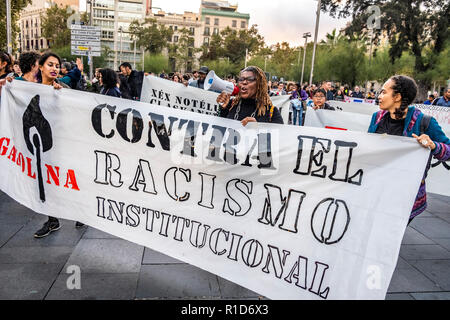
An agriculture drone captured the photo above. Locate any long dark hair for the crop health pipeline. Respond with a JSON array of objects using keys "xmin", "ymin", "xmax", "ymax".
[
  {"xmin": 99, "ymin": 68, "xmax": 119, "ymax": 90},
  {"xmin": 37, "ymin": 52, "xmax": 61, "ymax": 83},
  {"xmin": 0, "ymin": 51, "xmax": 13, "ymax": 74},
  {"xmin": 390, "ymin": 75, "xmax": 418, "ymax": 120},
  {"xmin": 230, "ymin": 66, "xmax": 272, "ymax": 117}
]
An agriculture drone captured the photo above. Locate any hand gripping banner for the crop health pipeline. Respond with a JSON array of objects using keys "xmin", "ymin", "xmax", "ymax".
[{"xmin": 0, "ymin": 81, "xmax": 430, "ymax": 299}]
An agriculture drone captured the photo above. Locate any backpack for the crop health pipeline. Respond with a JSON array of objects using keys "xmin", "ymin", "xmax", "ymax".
[{"xmin": 419, "ymin": 114, "xmax": 432, "ymax": 135}]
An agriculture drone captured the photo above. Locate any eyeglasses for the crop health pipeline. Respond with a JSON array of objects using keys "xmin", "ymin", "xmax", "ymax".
[
  {"xmin": 313, "ymin": 95, "xmax": 325, "ymax": 99},
  {"xmin": 238, "ymin": 76, "xmax": 256, "ymax": 83}
]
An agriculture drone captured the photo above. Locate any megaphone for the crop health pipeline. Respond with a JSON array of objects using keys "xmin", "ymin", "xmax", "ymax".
[{"xmin": 204, "ymin": 70, "xmax": 239, "ymax": 95}]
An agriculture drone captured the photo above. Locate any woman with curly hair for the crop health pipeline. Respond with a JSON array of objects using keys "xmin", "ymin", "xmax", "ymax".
[
  {"xmin": 368, "ymin": 75, "xmax": 450, "ymax": 224},
  {"xmin": 0, "ymin": 51, "xmax": 13, "ymax": 80},
  {"xmin": 99, "ymin": 68, "xmax": 121, "ymax": 97},
  {"xmin": 216, "ymin": 66, "xmax": 284, "ymax": 126}
]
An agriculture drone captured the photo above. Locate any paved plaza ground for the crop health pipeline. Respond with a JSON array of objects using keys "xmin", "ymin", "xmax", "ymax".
[{"xmin": 0, "ymin": 190, "xmax": 449, "ymax": 300}]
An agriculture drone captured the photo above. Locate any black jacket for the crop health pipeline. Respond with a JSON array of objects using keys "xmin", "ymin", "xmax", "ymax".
[
  {"xmin": 219, "ymin": 98, "xmax": 284, "ymax": 124},
  {"xmin": 126, "ymin": 70, "xmax": 144, "ymax": 100}
]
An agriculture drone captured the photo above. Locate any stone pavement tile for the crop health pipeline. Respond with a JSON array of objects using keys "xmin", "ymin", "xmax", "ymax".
[
  {"xmin": 0, "ymin": 263, "xmax": 62, "ymax": 300},
  {"xmin": 431, "ymin": 238, "xmax": 450, "ymax": 251},
  {"xmin": 410, "ymin": 217, "xmax": 450, "ymax": 239},
  {"xmin": 135, "ymin": 265, "xmax": 221, "ymax": 299},
  {"xmin": 45, "ymin": 273, "xmax": 139, "ymax": 300},
  {"xmin": 0, "ymin": 223, "xmax": 23, "ymax": 247},
  {"xmin": 433, "ymin": 213, "xmax": 450, "ymax": 224},
  {"xmin": 425, "ymin": 198, "xmax": 450, "ymax": 215},
  {"xmin": 417, "ymin": 211, "xmax": 434, "ymax": 218},
  {"xmin": 410, "ymin": 292, "xmax": 450, "ymax": 300},
  {"xmin": 395, "ymin": 257, "xmax": 412, "ymax": 269},
  {"xmin": 3, "ymin": 215, "xmax": 87, "ymax": 248},
  {"xmin": 401, "ymin": 227, "xmax": 435, "ymax": 245},
  {"xmin": 64, "ymin": 239, "xmax": 144, "ymax": 274},
  {"xmin": 142, "ymin": 248, "xmax": 185, "ymax": 265},
  {"xmin": 82, "ymin": 227, "xmax": 119, "ymax": 240},
  {"xmin": 0, "ymin": 202, "xmax": 35, "ymax": 225},
  {"xmin": 428, "ymin": 193, "xmax": 450, "ymax": 204},
  {"xmin": 217, "ymin": 277, "xmax": 260, "ymax": 299},
  {"xmin": 385, "ymin": 293, "xmax": 415, "ymax": 300},
  {"xmin": 399, "ymin": 244, "xmax": 450, "ymax": 260},
  {"xmin": 0, "ymin": 246, "xmax": 73, "ymax": 264},
  {"xmin": 409, "ymin": 260, "xmax": 450, "ymax": 290},
  {"xmin": 387, "ymin": 266, "xmax": 441, "ymax": 293}
]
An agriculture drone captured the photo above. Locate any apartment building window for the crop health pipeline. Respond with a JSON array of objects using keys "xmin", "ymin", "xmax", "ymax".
[
  {"xmin": 174, "ymin": 26, "xmax": 178, "ymax": 31},
  {"xmin": 232, "ymin": 20, "xmax": 237, "ymax": 28},
  {"xmin": 241, "ymin": 21, "xmax": 246, "ymax": 28},
  {"xmin": 174, "ymin": 36, "xmax": 179, "ymax": 42},
  {"xmin": 189, "ymin": 27, "xmax": 195, "ymax": 35},
  {"xmin": 188, "ymin": 37, "xmax": 194, "ymax": 47},
  {"xmin": 204, "ymin": 37, "xmax": 209, "ymax": 45},
  {"xmin": 204, "ymin": 27, "xmax": 210, "ymax": 36},
  {"xmin": 40, "ymin": 39, "xmax": 44, "ymax": 48},
  {"xmin": 205, "ymin": 17, "xmax": 210, "ymax": 25},
  {"xmin": 214, "ymin": 18, "xmax": 219, "ymax": 26},
  {"xmin": 213, "ymin": 28, "xmax": 219, "ymax": 35}
]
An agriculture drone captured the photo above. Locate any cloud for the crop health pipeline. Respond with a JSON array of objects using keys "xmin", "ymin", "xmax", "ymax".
[{"xmin": 133, "ymin": 0, "xmax": 350, "ymax": 47}]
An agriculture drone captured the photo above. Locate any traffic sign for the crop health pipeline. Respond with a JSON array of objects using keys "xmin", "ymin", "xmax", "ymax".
[
  {"xmin": 71, "ymin": 45, "xmax": 101, "ymax": 51},
  {"xmin": 71, "ymin": 35, "xmax": 101, "ymax": 41},
  {"xmin": 71, "ymin": 50, "xmax": 101, "ymax": 57}
]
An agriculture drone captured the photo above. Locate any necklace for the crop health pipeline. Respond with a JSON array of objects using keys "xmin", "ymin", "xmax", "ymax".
[{"xmin": 234, "ymin": 100, "xmax": 257, "ymax": 120}]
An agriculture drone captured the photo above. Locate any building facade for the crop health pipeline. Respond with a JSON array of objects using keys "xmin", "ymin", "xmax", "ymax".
[
  {"xmin": 200, "ymin": 1, "xmax": 250, "ymax": 46},
  {"xmin": 18, "ymin": 0, "xmax": 79, "ymax": 53}
]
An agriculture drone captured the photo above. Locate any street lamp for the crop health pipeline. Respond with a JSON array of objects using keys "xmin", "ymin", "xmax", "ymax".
[
  {"xmin": 86, "ymin": 0, "xmax": 94, "ymax": 80},
  {"xmin": 119, "ymin": 27, "xmax": 123, "ymax": 65},
  {"xmin": 309, "ymin": 0, "xmax": 322, "ymax": 86},
  {"xmin": 301, "ymin": 32, "xmax": 311, "ymax": 86},
  {"xmin": 6, "ymin": 0, "xmax": 12, "ymax": 54}
]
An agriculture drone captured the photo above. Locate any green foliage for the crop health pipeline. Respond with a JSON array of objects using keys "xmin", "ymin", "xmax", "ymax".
[
  {"xmin": 0, "ymin": 0, "xmax": 32, "ymax": 52},
  {"xmin": 41, "ymin": 5, "xmax": 89, "ymax": 49},
  {"xmin": 169, "ymin": 28, "xmax": 201, "ymax": 72},
  {"xmin": 201, "ymin": 59, "xmax": 240, "ymax": 78},
  {"xmin": 143, "ymin": 53, "xmax": 169, "ymax": 74},
  {"xmin": 321, "ymin": 0, "xmax": 450, "ymax": 94},
  {"xmin": 129, "ymin": 18, "xmax": 173, "ymax": 54}
]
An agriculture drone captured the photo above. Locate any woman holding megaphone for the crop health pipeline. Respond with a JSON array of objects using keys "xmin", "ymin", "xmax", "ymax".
[{"xmin": 216, "ymin": 66, "xmax": 284, "ymax": 126}]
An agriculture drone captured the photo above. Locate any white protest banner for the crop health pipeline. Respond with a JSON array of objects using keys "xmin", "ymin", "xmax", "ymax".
[
  {"xmin": 0, "ymin": 81, "xmax": 430, "ymax": 299},
  {"xmin": 328, "ymin": 100, "xmax": 379, "ymax": 115},
  {"xmin": 304, "ymin": 107, "xmax": 450, "ymax": 197},
  {"xmin": 270, "ymin": 95, "xmax": 291, "ymax": 124},
  {"xmin": 141, "ymin": 75, "xmax": 221, "ymax": 115},
  {"xmin": 304, "ymin": 108, "xmax": 371, "ymax": 132},
  {"xmin": 141, "ymin": 75, "xmax": 291, "ymax": 121}
]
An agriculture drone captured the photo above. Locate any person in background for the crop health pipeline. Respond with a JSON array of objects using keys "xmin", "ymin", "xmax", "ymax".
[
  {"xmin": 13, "ymin": 61, "xmax": 22, "ymax": 78},
  {"xmin": 0, "ymin": 51, "xmax": 13, "ymax": 80},
  {"xmin": 119, "ymin": 62, "xmax": 144, "ymax": 100},
  {"xmin": 322, "ymin": 81, "xmax": 334, "ymax": 101},
  {"xmin": 368, "ymin": 75, "xmax": 450, "ymax": 224},
  {"xmin": 216, "ymin": 66, "xmax": 283, "ymax": 126},
  {"xmin": 351, "ymin": 86, "xmax": 364, "ymax": 98},
  {"xmin": 89, "ymin": 68, "xmax": 102, "ymax": 93},
  {"xmin": 335, "ymin": 88, "xmax": 345, "ymax": 101},
  {"xmin": 59, "ymin": 58, "xmax": 82, "ymax": 89},
  {"xmin": 99, "ymin": 68, "xmax": 121, "ymax": 97},
  {"xmin": 434, "ymin": 88, "xmax": 450, "ymax": 107},
  {"xmin": 189, "ymin": 66, "xmax": 209, "ymax": 89},
  {"xmin": 310, "ymin": 88, "xmax": 335, "ymax": 110},
  {"xmin": 16, "ymin": 51, "xmax": 40, "ymax": 82},
  {"xmin": 275, "ymin": 82, "xmax": 286, "ymax": 96},
  {"xmin": 423, "ymin": 94, "xmax": 435, "ymax": 105}
]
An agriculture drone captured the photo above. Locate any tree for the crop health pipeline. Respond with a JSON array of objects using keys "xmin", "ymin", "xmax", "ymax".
[
  {"xmin": 170, "ymin": 28, "xmax": 201, "ymax": 72},
  {"xmin": 129, "ymin": 18, "xmax": 173, "ymax": 54},
  {"xmin": 41, "ymin": 5, "xmax": 89, "ymax": 49},
  {"xmin": 0, "ymin": 0, "xmax": 32, "ymax": 51},
  {"xmin": 321, "ymin": 0, "xmax": 450, "ymax": 98},
  {"xmin": 220, "ymin": 25, "xmax": 265, "ymax": 65}
]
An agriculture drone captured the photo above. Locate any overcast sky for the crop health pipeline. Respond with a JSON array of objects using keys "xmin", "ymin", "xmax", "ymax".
[
  {"xmin": 81, "ymin": 0, "xmax": 350, "ymax": 46},
  {"xmin": 151, "ymin": 0, "xmax": 350, "ymax": 46}
]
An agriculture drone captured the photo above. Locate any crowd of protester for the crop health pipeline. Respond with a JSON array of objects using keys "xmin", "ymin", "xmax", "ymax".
[{"xmin": 0, "ymin": 50, "xmax": 448, "ymax": 237}]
